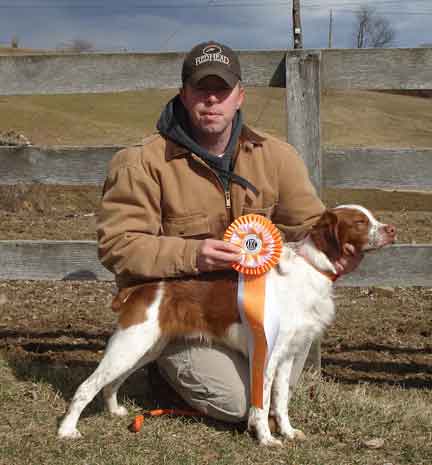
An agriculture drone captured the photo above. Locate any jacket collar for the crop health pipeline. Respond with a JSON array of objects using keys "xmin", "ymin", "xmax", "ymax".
[{"xmin": 164, "ymin": 124, "xmax": 266, "ymax": 161}]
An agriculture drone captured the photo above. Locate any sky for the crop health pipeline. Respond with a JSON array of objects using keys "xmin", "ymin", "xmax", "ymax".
[{"xmin": 0, "ymin": 0, "xmax": 431, "ymax": 52}]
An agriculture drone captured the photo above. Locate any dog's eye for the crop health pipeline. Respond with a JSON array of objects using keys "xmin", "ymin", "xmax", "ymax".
[{"xmin": 355, "ymin": 220, "xmax": 367, "ymax": 226}]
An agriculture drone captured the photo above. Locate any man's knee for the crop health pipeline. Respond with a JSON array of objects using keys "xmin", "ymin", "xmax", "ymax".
[
  {"xmin": 207, "ymin": 381, "xmax": 249, "ymax": 423},
  {"xmin": 157, "ymin": 340, "xmax": 249, "ymax": 423}
]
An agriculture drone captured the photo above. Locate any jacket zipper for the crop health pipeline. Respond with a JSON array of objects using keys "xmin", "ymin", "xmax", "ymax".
[
  {"xmin": 191, "ymin": 154, "xmax": 232, "ymax": 212},
  {"xmin": 224, "ymin": 190, "xmax": 231, "ymax": 209}
]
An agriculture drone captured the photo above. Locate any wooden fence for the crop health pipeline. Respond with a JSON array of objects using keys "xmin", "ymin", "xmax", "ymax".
[
  {"xmin": 0, "ymin": 48, "xmax": 431, "ymax": 287},
  {"xmin": 1, "ymin": 47, "xmax": 431, "ymax": 375}
]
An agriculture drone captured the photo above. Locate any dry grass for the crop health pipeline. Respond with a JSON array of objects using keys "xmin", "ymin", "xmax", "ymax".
[
  {"xmin": 1, "ymin": 355, "xmax": 430, "ymax": 465},
  {"xmin": 0, "ymin": 47, "xmax": 78, "ymax": 55},
  {"xmin": 0, "ymin": 88, "xmax": 431, "ymax": 147},
  {"xmin": 1, "ymin": 282, "xmax": 431, "ymax": 465}
]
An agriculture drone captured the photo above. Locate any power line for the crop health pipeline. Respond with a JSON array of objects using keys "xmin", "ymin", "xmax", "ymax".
[
  {"xmin": 0, "ymin": 1, "xmax": 431, "ymax": 14},
  {"xmin": 303, "ymin": 0, "xmax": 432, "ymax": 5},
  {"xmin": 4, "ymin": 0, "xmax": 430, "ymax": 3},
  {"xmin": 313, "ymin": 10, "xmax": 432, "ymax": 15},
  {"xmin": 0, "ymin": 1, "xmax": 423, "ymax": 7}
]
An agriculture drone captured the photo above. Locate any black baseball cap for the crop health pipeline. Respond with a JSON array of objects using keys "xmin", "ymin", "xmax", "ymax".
[{"xmin": 182, "ymin": 41, "xmax": 242, "ymax": 88}]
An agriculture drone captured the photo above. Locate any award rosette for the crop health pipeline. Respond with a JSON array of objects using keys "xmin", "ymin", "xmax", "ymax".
[{"xmin": 224, "ymin": 214, "xmax": 283, "ymax": 408}]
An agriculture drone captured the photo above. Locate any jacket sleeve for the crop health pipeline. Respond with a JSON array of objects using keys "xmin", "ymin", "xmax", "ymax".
[
  {"xmin": 97, "ymin": 152, "xmax": 201, "ymax": 284},
  {"xmin": 272, "ymin": 143, "xmax": 325, "ymax": 241}
]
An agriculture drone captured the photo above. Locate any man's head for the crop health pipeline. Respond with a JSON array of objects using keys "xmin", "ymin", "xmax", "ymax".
[
  {"xmin": 180, "ymin": 41, "xmax": 245, "ymax": 141},
  {"xmin": 182, "ymin": 41, "xmax": 241, "ymax": 89}
]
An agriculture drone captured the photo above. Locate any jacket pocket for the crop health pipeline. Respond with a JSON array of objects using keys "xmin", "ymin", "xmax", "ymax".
[
  {"xmin": 242, "ymin": 204, "xmax": 276, "ymax": 219},
  {"xmin": 163, "ymin": 213, "xmax": 210, "ymax": 238}
]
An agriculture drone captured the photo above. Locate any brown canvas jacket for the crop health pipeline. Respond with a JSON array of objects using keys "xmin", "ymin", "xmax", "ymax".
[{"xmin": 97, "ymin": 125, "xmax": 325, "ymax": 288}]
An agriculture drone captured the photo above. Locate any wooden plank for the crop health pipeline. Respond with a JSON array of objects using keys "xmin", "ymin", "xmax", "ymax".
[
  {"xmin": 336, "ymin": 244, "xmax": 432, "ymax": 288},
  {"xmin": 0, "ymin": 51, "xmax": 286, "ymax": 95},
  {"xmin": 1, "ymin": 242, "xmax": 429, "ymax": 285},
  {"xmin": 0, "ymin": 146, "xmax": 120, "ymax": 185},
  {"xmin": 323, "ymin": 148, "xmax": 432, "ymax": 190},
  {"xmin": 286, "ymin": 51, "xmax": 322, "ymax": 193},
  {"xmin": 2, "ymin": 146, "xmax": 432, "ymax": 189},
  {"xmin": 0, "ymin": 241, "xmax": 113, "ymax": 281},
  {"xmin": 320, "ymin": 48, "xmax": 432, "ymax": 90},
  {"xmin": 1, "ymin": 48, "xmax": 431, "ymax": 95}
]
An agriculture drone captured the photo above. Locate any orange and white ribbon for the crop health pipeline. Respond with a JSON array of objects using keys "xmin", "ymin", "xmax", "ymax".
[{"xmin": 224, "ymin": 214, "xmax": 283, "ymax": 408}]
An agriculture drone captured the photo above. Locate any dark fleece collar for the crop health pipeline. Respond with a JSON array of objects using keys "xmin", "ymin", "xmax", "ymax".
[{"xmin": 157, "ymin": 95, "xmax": 258, "ymax": 194}]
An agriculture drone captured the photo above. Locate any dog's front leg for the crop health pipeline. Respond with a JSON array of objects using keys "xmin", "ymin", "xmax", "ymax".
[
  {"xmin": 248, "ymin": 354, "xmax": 282, "ymax": 447},
  {"xmin": 271, "ymin": 356, "xmax": 306, "ymax": 442}
]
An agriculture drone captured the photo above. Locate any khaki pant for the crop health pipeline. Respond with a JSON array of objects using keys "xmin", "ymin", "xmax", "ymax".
[{"xmin": 157, "ymin": 339, "xmax": 250, "ymax": 423}]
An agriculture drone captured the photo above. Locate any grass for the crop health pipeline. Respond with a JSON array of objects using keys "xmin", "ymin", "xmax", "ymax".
[
  {"xmin": 0, "ymin": 88, "xmax": 431, "ymax": 147},
  {"xmin": 1, "ymin": 353, "xmax": 431, "ymax": 465}
]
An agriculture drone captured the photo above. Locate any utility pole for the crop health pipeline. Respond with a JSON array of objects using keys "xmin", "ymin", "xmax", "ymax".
[
  {"xmin": 328, "ymin": 9, "xmax": 333, "ymax": 48},
  {"xmin": 292, "ymin": 0, "xmax": 303, "ymax": 49}
]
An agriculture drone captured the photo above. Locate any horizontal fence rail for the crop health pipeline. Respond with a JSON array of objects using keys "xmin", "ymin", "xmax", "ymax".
[
  {"xmin": 2, "ymin": 146, "xmax": 432, "ymax": 191},
  {"xmin": 0, "ymin": 241, "xmax": 113, "ymax": 281},
  {"xmin": 321, "ymin": 48, "xmax": 432, "ymax": 90},
  {"xmin": 0, "ymin": 241, "xmax": 430, "ymax": 286},
  {"xmin": 0, "ymin": 146, "xmax": 120, "ymax": 185},
  {"xmin": 0, "ymin": 48, "xmax": 431, "ymax": 95},
  {"xmin": 0, "ymin": 51, "xmax": 286, "ymax": 95},
  {"xmin": 322, "ymin": 148, "xmax": 432, "ymax": 190}
]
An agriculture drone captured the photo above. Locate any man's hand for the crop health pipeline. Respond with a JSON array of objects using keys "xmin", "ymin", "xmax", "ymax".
[
  {"xmin": 197, "ymin": 239, "xmax": 241, "ymax": 272},
  {"xmin": 334, "ymin": 243, "xmax": 364, "ymax": 276}
]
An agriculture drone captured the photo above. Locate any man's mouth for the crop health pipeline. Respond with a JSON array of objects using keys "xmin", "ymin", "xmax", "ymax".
[{"xmin": 202, "ymin": 112, "xmax": 221, "ymax": 116}]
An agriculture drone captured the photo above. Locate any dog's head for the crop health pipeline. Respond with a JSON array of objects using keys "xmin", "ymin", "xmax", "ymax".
[{"xmin": 309, "ymin": 204, "xmax": 396, "ymax": 262}]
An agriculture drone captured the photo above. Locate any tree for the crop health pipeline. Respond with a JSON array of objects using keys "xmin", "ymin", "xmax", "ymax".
[
  {"xmin": 11, "ymin": 35, "xmax": 19, "ymax": 48},
  {"xmin": 353, "ymin": 4, "xmax": 395, "ymax": 48}
]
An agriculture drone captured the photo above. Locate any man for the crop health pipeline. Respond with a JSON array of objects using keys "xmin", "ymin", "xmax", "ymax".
[{"xmin": 97, "ymin": 41, "xmax": 358, "ymax": 423}]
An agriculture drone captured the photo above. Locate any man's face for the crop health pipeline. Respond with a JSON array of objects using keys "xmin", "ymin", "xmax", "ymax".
[{"xmin": 180, "ymin": 75, "xmax": 245, "ymax": 138}]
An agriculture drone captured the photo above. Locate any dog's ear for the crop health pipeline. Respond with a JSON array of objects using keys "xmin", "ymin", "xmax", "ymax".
[{"xmin": 309, "ymin": 210, "xmax": 342, "ymax": 261}]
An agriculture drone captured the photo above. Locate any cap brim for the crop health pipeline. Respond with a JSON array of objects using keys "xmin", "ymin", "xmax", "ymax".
[{"xmin": 186, "ymin": 64, "xmax": 239, "ymax": 88}]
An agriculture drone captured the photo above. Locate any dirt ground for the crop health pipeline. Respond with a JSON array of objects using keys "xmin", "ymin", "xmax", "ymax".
[
  {"xmin": 0, "ymin": 185, "xmax": 431, "ymax": 391},
  {"xmin": 0, "ymin": 185, "xmax": 431, "ymax": 243},
  {"xmin": 1, "ymin": 282, "xmax": 431, "ymax": 391}
]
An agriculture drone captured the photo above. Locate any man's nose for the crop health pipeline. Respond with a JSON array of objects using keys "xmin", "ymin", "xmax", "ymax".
[{"xmin": 205, "ymin": 92, "xmax": 218, "ymax": 103}]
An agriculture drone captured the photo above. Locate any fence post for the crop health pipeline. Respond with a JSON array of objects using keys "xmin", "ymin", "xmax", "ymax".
[{"xmin": 286, "ymin": 50, "xmax": 322, "ymax": 374}]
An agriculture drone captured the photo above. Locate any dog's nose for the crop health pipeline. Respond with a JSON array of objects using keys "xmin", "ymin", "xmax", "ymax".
[{"xmin": 385, "ymin": 224, "xmax": 397, "ymax": 236}]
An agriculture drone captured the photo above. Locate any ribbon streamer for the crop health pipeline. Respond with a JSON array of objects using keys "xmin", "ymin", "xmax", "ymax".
[{"xmin": 224, "ymin": 214, "xmax": 282, "ymax": 408}]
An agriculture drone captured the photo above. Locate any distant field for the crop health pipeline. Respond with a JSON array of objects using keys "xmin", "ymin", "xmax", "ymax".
[
  {"xmin": 0, "ymin": 88, "xmax": 431, "ymax": 147},
  {"xmin": 0, "ymin": 46, "xmax": 75, "ymax": 55}
]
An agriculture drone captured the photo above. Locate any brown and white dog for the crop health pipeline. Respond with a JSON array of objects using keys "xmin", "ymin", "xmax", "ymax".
[{"xmin": 58, "ymin": 205, "xmax": 396, "ymax": 446}]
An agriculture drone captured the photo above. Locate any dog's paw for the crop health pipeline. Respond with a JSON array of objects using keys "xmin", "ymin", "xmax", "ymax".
[
  {"xmin": 281, "ymin": 427, "xmax": 306, "ymax": 442},
  {"xmin": 109, "ymin": 405, "xmax": 128, "ymax": 417},
  {"xmin": 259, "ymin": 436, "xmax": 283, "ymax": 447},
  {"xmin": 57, "ymin": 427, "xmax": 82, "ymax": 439}
]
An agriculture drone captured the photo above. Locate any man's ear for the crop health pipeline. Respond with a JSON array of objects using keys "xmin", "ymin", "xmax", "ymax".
[
  {"xmin": 237, "ymin": 84, "xmax": 245, "ymax": 108},
  {"xmin": 309, "ymin": 210, "xmax": 342, "ymax": 261}
]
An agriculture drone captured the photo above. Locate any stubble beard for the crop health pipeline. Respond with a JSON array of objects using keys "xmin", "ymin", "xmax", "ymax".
[{"xmin": 194, "ymin": 117, "xmax": 232, "ymax": 142}]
